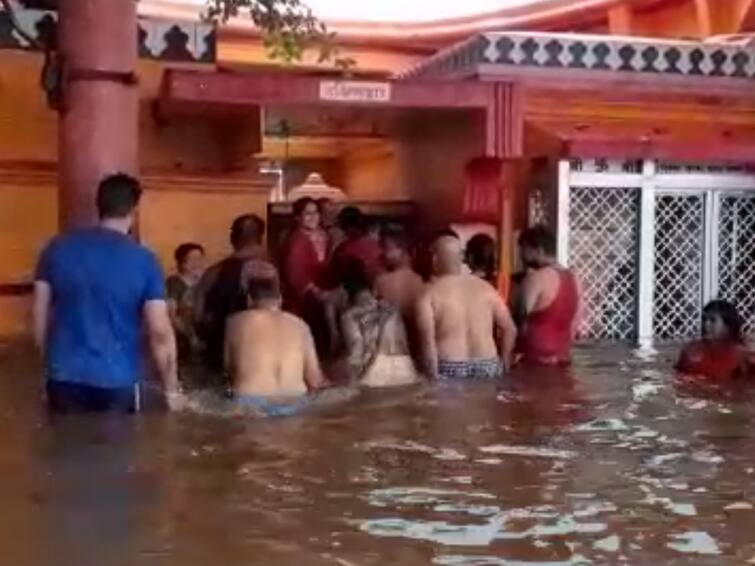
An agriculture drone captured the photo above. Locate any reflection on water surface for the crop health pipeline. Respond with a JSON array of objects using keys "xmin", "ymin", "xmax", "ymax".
[{"xmin": 1, "ymin": 342, "xmax": 755, "ymax": 565}]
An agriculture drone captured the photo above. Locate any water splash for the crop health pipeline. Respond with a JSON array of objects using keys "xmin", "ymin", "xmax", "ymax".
[
  {"xmin": 478, "ymin": 445, "xmax": 576, "ymax": 459},
  {"xmin": 667, "ymin": 531, "xmax": 721, "ymax": 555},
  {"xmin": 592, "ymin": 535, "xmax": 620, "ymax": 552}
]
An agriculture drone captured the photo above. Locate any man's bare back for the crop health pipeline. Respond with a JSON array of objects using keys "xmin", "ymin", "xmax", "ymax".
[
  {"xmin": 375, "ymin": 268, "xmax": 424, "ymax": 317},
  {"xmin": 225, "ymin": 309, "xmax": 324, "ymax": 398},
  {"xmin": 418, "ymin": 273, "xmax": 517, "ymax": 378},
  {"xmin": 522, "ymin": 265, "xmax": 562, "ymax": 313}
]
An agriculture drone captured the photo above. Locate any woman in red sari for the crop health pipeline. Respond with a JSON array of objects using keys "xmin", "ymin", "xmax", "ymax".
[
  {"xmin": 280, "ymin": 197, "xmax": 331, "ymax": 354},
  {"xmin": 676, "ymin": 300, "xmax": 751, "ymax": 382}
]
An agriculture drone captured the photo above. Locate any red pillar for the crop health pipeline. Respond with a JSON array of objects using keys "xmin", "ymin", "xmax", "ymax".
[
  {"xmin": 484, "ymin": 82, "xmax": 524, "ymax": 298},
  {"xmin": 58, "ymin": 0, "xmax": 138, "ymax": 230}
]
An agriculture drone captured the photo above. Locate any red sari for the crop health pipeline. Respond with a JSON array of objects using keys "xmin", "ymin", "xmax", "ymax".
[
  {"xmin": 676, "ymin": 340, "xmax": 749, "ymax": 381},
  {"xmin": 280, "ymin": 228, "xmax": 330, "ymax": 354},
  {"xmin": 281, "ymin": 228, "xmax": 328, "ymax": 314}
]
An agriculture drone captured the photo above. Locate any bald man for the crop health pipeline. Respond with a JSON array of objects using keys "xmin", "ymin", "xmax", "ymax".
[{"xmin": 416, "ymin": 236, "xmax": 517, "ymax": 380}]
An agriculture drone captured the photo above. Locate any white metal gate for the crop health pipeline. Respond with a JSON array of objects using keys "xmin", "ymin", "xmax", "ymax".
[
  {"xmin": 652, "ymin": 193, "xmax": 705, "ymax": 341},
  {"xmin": 717, "ymin": 194, "xmax": 755, "ymax": 334},
  {"xmin": 569, "ymin": 186, "xmax": 639, "ymax": 340},
  {"xmin": 558, "ymin": 159, "xmax": 755, "ymax": 344}
]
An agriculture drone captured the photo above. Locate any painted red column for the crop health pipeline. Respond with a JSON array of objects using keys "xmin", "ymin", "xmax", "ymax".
[
  {"xmin": 58, "ymin": 0, "xmax": 138, "ymax": 230},
  {"xmin": 484, "ymin": 82, "xmax": 523, "ymax": 299}
]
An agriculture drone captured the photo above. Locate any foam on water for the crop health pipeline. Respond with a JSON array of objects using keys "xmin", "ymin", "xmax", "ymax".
[
  {"xmin": 573, "ymin": 419, "xmax": 630, "ymax": 432},
  {"xmin": 357, "ymin": 513, "xmax": 506, "ymax": 546},
  {"xmin": 592, "ymin": 535, "xmax": 620, "ymax": 553},
  {"xmin": 433, "ymin": 556, "xmax": 585, "ymax": 566},
  {"xmin": 365, "ymin": 487, "xmax": 496, "ymax": 508},
  {"xmin": 632, "ymin": 382, "xmax": 663, "ymax": 402},
  {"xmin": 475, "ymin": 458, "xmax": 503, "ymax": 465},
  {"xmin": 666, "ymin": 531, "xmax": 721, "ymax": 555},
  {"xmin": 360, "ymin": 439, "xmax": 467, "ymax": 461},
  {"xmin": 724, "ymin": 501, "xmax": 754, "ymax": 510},
  {"xmin": 691, "ymin": 450, "xmax": 724, "ymax": 465},
  {"xmin": 478, "ymin": 445, "xmax": 576, "ymax": 459}
]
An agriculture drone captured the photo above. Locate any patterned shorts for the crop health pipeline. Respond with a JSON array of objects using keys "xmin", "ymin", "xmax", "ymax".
[{"xmin": 438, "ymin": 359, "xmax": 503, "ymax": 380}]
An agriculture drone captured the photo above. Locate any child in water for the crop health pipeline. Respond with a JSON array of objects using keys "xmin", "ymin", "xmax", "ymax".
[{"xmin": 676, "ymin": 300, "xmax": 751, "ymax": 381}]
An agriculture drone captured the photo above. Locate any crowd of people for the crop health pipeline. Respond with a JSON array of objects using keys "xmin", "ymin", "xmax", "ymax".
[{"xmin": 30, "ymin": 173, "xmax": 752, "ymax": 416}]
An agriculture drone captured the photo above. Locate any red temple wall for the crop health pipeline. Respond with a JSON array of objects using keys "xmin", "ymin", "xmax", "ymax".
[
  {"xmin": 397, "ymin": 111, "xmax": 487, "ymax": 230},
  {"xmin": 341, "ymin": 143, "xmax": 405, "ymax": 202}
]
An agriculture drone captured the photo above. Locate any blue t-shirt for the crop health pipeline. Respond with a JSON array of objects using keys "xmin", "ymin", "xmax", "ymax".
[{"xmin": 35, "ymin": 228, "xmax": 166, "ymax": 389}]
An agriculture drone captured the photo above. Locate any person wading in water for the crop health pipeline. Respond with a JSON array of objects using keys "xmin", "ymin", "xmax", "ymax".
[
  {"xmin": 516, "ymin": 225, "xmax": 581, "ymax": 366},
  {"xmin": 417, "ymin": 235, "xmax": 517, "ymax": 380}
]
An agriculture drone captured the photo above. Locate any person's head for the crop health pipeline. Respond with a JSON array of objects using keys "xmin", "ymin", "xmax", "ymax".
[
  {"xmin": 342, "ymin": 259, "xmax": 373, "ymax": 304},
  {"xmin": 338, "ymin": 206, "xmax": 364, "ymax": 238},
  {"xmin": 246, "ymin": 275, "xmax": 282, "ymax": 308},
  {"xmin": 317, "ymin": 198, "xmax": 340, "ymax": 229},
  {"xmin": 519, "ymin": 225, "xmax": 556, "ymax": 269},
  {"xmin": 293, "ymin": 197, "xmax": 321, "ymax": 231},
  {"xmin": 364, "ymin": 216, "xmax": 381, "ymax": 242},
  {"xmin": 174, "ymin": 242, "xmax": 205, "ymax": 279},
  {"xmin": 432, "ymin": 235, "xmax": 464, "ymax": 276},
  {"xmin": 230, "ymin": 214, "xmax": 265, "ymax": 253},
  {"xmin": 466, "ymin": 233, "xmax": 497, "ymax": 281},
  {"xmin": 702, "ymin": 300, "xmax": 743, "ymax": 343},
  {"xmin": 382, "ymin": 226, "xmax": 411, "ymax": 269},
  {"xmin": 96, "ymin": 173, "xmax": 142, "ymax": 230},
  {"xmin": 436, "ymin": 228, "xmax": 460, "ymax": 240}
]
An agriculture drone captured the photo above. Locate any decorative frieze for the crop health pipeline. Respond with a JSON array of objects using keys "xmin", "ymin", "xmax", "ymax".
[
  {"xmin": 401, "ymin": 32, "xmax": 755, "ymax": 82},
  {"xmin": 0, "ymin": 3, "xmax": 215, "ymax": 63}
]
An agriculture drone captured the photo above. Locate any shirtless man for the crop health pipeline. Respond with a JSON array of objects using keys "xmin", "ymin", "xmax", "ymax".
[
  {"xmin": 224, "ymin": 275, "xmax": 329, "ymax": 416},
  {"xmin": 196, "ymin": 214, "xmax": 274, "ymax": 371},
  {"xmin": 375, "ymin": 227, "xmax": 424, "ymax": 318},
  {"xmin": 417, "ymin": 236, "xmax": 517, "ymax": 380},
  {"xmin": 517, "ymin": 225, "xmax": 580, "ymax": 365}
]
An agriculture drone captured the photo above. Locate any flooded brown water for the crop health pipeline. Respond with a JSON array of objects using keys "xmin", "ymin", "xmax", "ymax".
[{"xmin": 2, "ymin": 340, "xmax": 755, "ymax": 565}]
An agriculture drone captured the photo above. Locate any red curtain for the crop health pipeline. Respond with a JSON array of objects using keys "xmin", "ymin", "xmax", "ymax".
[{"xmin": 462, "ymin": 157, "xmax": 503, "ymax": 223}]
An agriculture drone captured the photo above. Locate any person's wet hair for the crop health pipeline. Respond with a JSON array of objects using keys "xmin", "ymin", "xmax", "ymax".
[
  {"xmin": 247, "ymin": 275, "xmax": 281, "ymax": 304},
  {"xmin": 382, "ymin": 225, "xmax": 409, "ymax": 250},
  {"xmin": 293, "ymin": 197, "xmax": 317, "ymax": 218},
  {"xmin": 342, "ymin": 259, "xmax": 371, "ymax": 303},
  {"xmin": 96, "ymin": 173, "xmax": 142, "ymax": 219},
  {"xmin": 702, "ymin": 300, "xmax": 744, "ymax": 343},
  {"xmin": 364, "ymin": 216, "xmax": 381, "ymax": 236},
  {"xmin": 466, "ymin": 233, "xmax": 497, "ymax": 281},
  {"xmin": 435, "ymin": 228, "xmax": 460, "ymax": 240},
  {"xmin": 519, "ymin": 225, "xmax": 556, "ymax": 256},
  {"xmin": 338, "ymin": 206, "xmax": 364, "ymax": 234},
  {"xmin": 174, "ymin": 242, "xmax": 204, "ymax": 266},
  {"xmin": 316, "ymin": 197, "xmax": 333, "ymax": 211},
  {"xmin": 230, "ymin": 214, "xmax": 265, "ymax": 250}
]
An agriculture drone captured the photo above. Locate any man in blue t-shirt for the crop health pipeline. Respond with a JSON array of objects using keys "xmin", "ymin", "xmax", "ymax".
[{"xmin": 32, "ymin": 174, "xmax": 183, "ymax": 414}]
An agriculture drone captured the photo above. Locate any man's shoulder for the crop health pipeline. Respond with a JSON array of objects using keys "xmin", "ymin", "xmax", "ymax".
[
  {"xmin": 227, "ymin": 309, "xmax": 252, "ymax": 326},
  {"xmin": 280, "ymin": 310, "xmax": 307, "ymax": 327},
  {"xmin": 45, "ymin": 229, "xmax": 148, "ymax": 258},
  {"xmin": 43, "ymin": 228, "xmax": 96, "ymax": 252}
]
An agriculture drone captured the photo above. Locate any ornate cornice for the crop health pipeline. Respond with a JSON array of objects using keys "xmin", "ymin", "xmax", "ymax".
[
  {"xmin": 1, "ymin": 2, "xmax": 216, "ymax": 62},
  {"xmin": 400, "ymin": 32, "xmax": 755, "ymax": 84}
]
